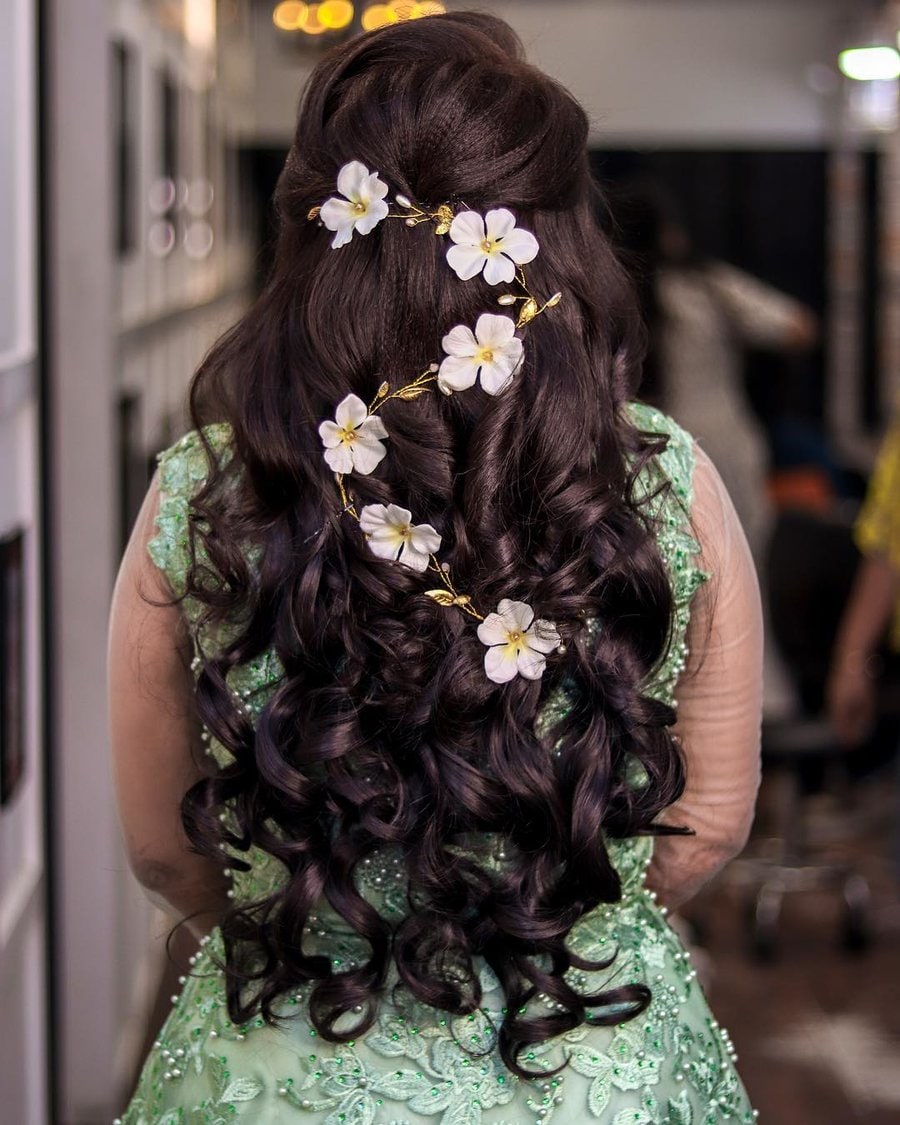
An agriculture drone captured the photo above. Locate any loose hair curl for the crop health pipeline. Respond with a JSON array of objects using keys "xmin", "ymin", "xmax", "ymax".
[{"xmin": 179, "ymin": 11, "xmax": 687, "ymax": 1077}]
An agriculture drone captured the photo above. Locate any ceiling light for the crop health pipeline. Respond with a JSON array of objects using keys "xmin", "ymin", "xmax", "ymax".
[
  {"xmin": 388, "ymin": 0, "xmax": 418, "ymax": 20},
  {"xmin": 301, "ymin": 3, "xmax": 329, "ymax": 34},
  {"xmin": 319, "ymin": 0, "xmax": 354, "ymax": 29},
  {"xmin": 184, "ymin": 0, "xmax": 216, "ymax": 49},
  {"xmin": 838, "ymin": 46, "xmax": 900, "ymax": 81},
  {"xmin": 272, "ymin": 1, "xmax": 307, "ymax": 30},
  {"xmin": 362, "ymin": 3, "xmax": 398, "ymax": 30}
]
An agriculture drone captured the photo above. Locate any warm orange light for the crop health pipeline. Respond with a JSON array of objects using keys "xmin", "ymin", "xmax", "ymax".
[
  {"xmin": 415, "ymin": 1, "xmax": 446, "ymax": 14},
  {"xmin": 302, "ymin": 3, "xmax": 329, "ymax": 33},
  {"xmin": 388, "ymin": 0, "xmax": 418, "ymax": 20},
  {"xmin": 272, "ymin": 1, "xmax": 307, "ymax": 30},
  {"xmin": 319, "ymin": 0, "xmax": 354, "ymax": 28},
  {"xmin": 362, "ymin": 3, "xmax": 398, "ymax": 30},
  {"xmin": 185, "ymin": 0, "xmax": 217, "ymax": 49}
]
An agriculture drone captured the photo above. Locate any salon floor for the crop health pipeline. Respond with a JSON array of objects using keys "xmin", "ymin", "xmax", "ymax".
[{"xmin": 684, "ymin": 771, "xmax": 900, "ymax": 1125}]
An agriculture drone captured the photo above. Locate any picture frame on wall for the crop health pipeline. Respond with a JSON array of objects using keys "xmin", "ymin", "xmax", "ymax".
[{"xmin": 0, "ymin": 530, "xmax": 25, "ymax": 808}]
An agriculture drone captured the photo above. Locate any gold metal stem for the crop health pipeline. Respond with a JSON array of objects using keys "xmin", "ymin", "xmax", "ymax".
[
  {"xmin": 336, "ymin": 475, "xmax": 359, "ymax": 522},
  {"xmin": 426, "ymin": 556, "xmax": 485, "ymax": 621},
  {"xmin": 319, "ymin": 205, "xmax": 565, "ymax": 629},
  {"xmin": 368, "ymin": 368, "xmax": 439, "ymax": 414}
]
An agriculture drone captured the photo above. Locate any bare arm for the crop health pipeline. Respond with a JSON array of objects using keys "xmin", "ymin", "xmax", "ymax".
[
  {"xmin": 647, "ymin": 448, "xmax": 764, "ymax": 908},
  {"xmin": 827, "ymin": 418, "xmax": 900, "ymax": 746},
  {"xmin": 826, "ymin": 553, "xmax": 898, "ymax": 746},
  {"xmin": 709, "ymin": 262, "xmax": 818, "ymax": 352},
  {"xmin": 108, "ymin": 475, "xmax": 229, "ymax": 939}
]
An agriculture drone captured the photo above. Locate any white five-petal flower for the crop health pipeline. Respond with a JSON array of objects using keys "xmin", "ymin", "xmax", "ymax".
[
  {"xmin": 446, "ymin": 208, "xmax": 540, "ymax": 285},
  {"xmin": 319, "ymin": 394, "xmax": 388, "ymax": 475},
  {"xmin": 359, "ymin": 503, "xmax": 441, "ymax": 573},
  {"xmin": 319, "ymin": 161, "xmax": 390, "ymax": 249},
  {"xmin": 476, "ymin": 599, "xmax": 561, "ymax": 684},
  {"xmin": 438, "ymin": 313, "xmax": 524, "ymax": 396}
]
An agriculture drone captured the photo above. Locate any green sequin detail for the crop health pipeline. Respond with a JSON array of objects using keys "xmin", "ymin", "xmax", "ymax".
[{"xmin": 124, "ymin": 404, "xmax": 754, "ymax": 1124}]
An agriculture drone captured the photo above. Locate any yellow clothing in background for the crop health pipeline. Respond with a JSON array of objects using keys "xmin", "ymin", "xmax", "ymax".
[{"xmin": 856, "ymin": 418, "xmax": 900, "ymax": 646}]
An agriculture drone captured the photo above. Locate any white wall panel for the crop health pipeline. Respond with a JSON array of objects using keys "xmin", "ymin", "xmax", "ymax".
[
  {"xmin": 50, "ymin": 3, "xmax": 254, "ymax": 1118},
  {"xmin": 0, "ymin": 0, "xmax": 37, "ymax": 366},
  {"xmin": 0, "ymin": 1, "xmax": 47, "ymax": 1121},
  {"xmin": 250, "ymin": 0, "xmax": 852, "ymax": 147}
]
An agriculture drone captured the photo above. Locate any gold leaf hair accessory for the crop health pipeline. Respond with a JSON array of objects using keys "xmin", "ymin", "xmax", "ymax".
[
  {"xmin": 311, "ymin": 163, "xmax": 558, "ymax": 316},
  {"xmin": 394, "ymin": 195, "xmax": 455, "ymax": 236},
  {"xmin": 312, "ymin": 162, "xmax": 567, "ymax": 683}
]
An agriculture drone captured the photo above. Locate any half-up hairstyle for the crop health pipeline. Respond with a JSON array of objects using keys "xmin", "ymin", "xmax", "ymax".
[{"xmin": 178, "ymin": 10, "xmax": 686, "ymax": 1077}]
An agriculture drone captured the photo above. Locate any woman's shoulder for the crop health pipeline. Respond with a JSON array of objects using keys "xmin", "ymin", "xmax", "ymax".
[
  {"xmin": 155, "ymin": 422, "xmax": 234, "ymax": 493},
  {"xmin": 626, "ymin": 399, "xmax": 691, "ymax": 443},
  {"xmin": 626, "ymin": 400, "xmax": 697, "ymax": 508},
  {"xmin": 148, "ymin": 423, "xmax": 233, "ymax": 596}
]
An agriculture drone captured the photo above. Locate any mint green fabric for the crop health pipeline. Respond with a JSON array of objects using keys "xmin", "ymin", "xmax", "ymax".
[{"xmin": 122, "ymin": 403, "xmax": 754, "ymax": 1125}]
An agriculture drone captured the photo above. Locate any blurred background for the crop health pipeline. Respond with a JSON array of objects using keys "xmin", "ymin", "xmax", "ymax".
[{"xmin": 3, "ymin": 0, "xmax": 900, "ymax": 1121}]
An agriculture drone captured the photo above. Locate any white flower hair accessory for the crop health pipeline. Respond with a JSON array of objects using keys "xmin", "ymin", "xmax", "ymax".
[
  {"xmin": 310, "ymin": 164, "xmax": 566, "ymax": 683},
  {"xmin": 438, "ymin": 313, "xmax": 523, "ymax": 396},
  {"xmin": 446, "ymin": 208, "xmax": 539, "ymax": 286},
  {"xmin": 318, "ymin": 393, "xmax": 388, "ymax": 475},
  {"xmin": 477, "ymin": 600, "xmax": 563, "ymax": 684},
  {"xmin": 310, "ymin": 172, "xmax": 560, "ymax": 329},
  {"xmin": 317, "ymin": 161, "xmax": 390, "ymax": 249},
  {"xmin": 359, "ymin": 503, "xmax": 441, "ymax": 573}
]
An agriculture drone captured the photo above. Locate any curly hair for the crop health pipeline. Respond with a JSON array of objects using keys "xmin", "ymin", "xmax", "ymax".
[{"xmin": 178, "ymin": 10, "xmax": 687, "ymax": 1077}]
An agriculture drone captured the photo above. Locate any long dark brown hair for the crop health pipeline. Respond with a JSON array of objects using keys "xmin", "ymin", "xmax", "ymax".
[{"xmin": 180, "ymin": 11, "xmax": 686, "ymax": 1076}]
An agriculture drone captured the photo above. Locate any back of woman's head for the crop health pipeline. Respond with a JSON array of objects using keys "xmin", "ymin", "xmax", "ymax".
[
  {"xmin": 184, "ymin": 11, "xmax": 683, "ymax": 1076},
  {"xmin": 293, "ymin": 11, "xmax": 585, "ymax": 210}
]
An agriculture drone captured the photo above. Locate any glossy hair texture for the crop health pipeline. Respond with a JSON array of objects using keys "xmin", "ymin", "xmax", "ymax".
[{"xmin": 179, "ymin": 12, "xmax": 686, "ymax": 1076}]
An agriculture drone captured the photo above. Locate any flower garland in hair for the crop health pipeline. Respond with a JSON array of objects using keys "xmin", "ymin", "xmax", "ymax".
[{"xmin": 311, "ymin": 162, "xmax": 564, "ymax": 684}]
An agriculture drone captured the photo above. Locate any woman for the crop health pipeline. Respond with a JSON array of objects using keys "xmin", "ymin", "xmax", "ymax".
[
  {"xmin": 613, "ymin": 180, "xmax": 817, "ymax": 563},
  {"xmin": 828, "ymin": 413, "xmax": 900, "ymax": 879},
  {"xmin": 110, "ymin": 13, "xmax": 762, "ymax": 1123}
]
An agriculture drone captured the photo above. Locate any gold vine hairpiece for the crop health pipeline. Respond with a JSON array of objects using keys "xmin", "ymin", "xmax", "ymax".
[
  {"xmin": 307, "ymin": 162, "xmax": 562, "ymax": 334},
  {"xmin": 311, "ymin": 161, "xmax": 565, "ymax": 684}
]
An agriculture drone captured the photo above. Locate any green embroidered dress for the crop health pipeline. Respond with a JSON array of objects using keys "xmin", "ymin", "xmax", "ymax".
[{"xmin": 121, "ymin": 403, "xmax": 756, "ymax": 1125}]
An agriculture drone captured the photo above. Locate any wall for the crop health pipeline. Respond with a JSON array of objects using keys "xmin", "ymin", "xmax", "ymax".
[
  {"xmin": 0, "ymin": 1, "xmax": 49, "ymax": 1122},
  {"xmin": 249, "ymin": 0, "xmax": 853, "ymax": 147},
  {"xmin": 48, "ymin": 1, "xmax": 255, "ymax": 1119},
  {"xmin": 489, "ymin": 0, "xmax": 850, "ymax": 145}
]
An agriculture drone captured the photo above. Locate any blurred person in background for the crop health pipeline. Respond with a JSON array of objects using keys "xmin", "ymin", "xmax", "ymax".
[
  {"xmin": 614, "ymin": 181, "xmax": 818, "ymax": 562},
  {"xmin": 828, "ymin": 413, "xmax": 900, "ymax": 878},
  {"xmin": 108, "ymin": 13, "xmax": 762, "ymax": 1122}
]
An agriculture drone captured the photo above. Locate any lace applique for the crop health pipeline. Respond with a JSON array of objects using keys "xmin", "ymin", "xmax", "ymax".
[{"xmin": 121, "ymin": 883, "xmax": 754, "ymax": 1125}]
